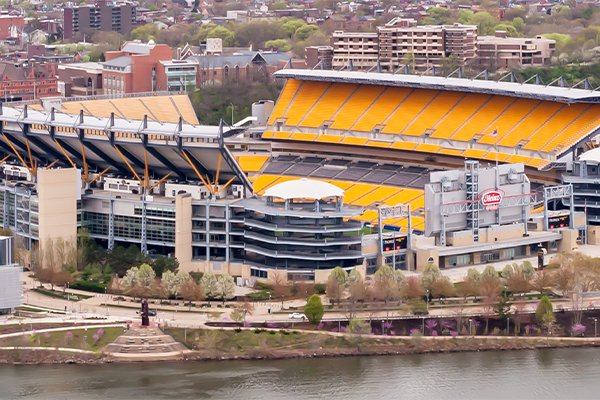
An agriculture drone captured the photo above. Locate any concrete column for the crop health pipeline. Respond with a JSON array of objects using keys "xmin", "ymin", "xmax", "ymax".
[{"xmin": 175, "ymin": 194, "xmax": 193, "ymax": 271}]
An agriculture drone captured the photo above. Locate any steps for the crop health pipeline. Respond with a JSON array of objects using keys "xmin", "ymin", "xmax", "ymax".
[{"xmin": 104, "ymin": 325, "xmax": 188, "ymax": 358}]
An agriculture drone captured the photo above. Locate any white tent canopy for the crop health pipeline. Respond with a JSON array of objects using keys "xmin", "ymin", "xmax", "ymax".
[
  {"xmin": 579, "ymin": 148, "xmax": 600, "ymax": 163},
  {"xmin": 264, "ymin": 178, "xmax": 345, "ymax": 200}
]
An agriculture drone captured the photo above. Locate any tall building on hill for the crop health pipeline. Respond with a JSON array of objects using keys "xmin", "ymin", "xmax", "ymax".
[
  {"xmin": 63, "ymin": 2, "xmax": 136, "ymax": 40},
  {"xmin": 332, "ymin": 18, "xmax": 477, "ymax": 72}
]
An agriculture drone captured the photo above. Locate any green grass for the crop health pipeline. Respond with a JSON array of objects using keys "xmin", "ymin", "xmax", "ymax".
[
  {"xmin": 0, "ymin": 327, "xmax": 123, "ymax": 352},
  {"xmin": 166, "ymin": 327, "xmax": 386, "ymax": 352},
  {"xmin": 31, "ymin": 288, "xmax": 85, "ymax": 302}
]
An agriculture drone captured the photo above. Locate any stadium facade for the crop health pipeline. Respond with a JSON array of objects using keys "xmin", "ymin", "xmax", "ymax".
[{"xmin": 0, "ymin": 65, "xmax": 597, "ymax": 282}]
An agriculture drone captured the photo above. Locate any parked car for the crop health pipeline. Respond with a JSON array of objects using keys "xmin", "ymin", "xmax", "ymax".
[{"xmin": 289, "ymin": 313, "xmax": 306, "ymax": 320}]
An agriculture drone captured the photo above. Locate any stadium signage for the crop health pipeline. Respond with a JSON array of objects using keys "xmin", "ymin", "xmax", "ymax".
[{"xmin": 480, "ymin": 190, "xmax": 503, "ymax": 208}]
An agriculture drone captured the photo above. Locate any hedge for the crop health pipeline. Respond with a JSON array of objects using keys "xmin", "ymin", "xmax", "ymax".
[{"xmin": 71, "ymin": 280, "xmax": 106, "ymax": 293}]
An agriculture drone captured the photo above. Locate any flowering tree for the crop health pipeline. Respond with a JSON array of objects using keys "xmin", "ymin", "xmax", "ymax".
[
  {"xmin": 425, "ymin": 319, "xmax": 438, "ymax": 335},
  {"xmin": 571, "ymin": 324, "xmax": 586, "ymax": 336}
]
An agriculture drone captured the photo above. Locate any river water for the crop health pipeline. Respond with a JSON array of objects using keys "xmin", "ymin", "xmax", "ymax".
[{"xmin": 1, "ymin": 348, "xmax": 599, "ymax": 399}]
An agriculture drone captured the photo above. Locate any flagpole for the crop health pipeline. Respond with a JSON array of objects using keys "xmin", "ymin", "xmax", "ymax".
[{"xmin": 495, "ymin": 126, "xmax": 499, "ymax": 189}]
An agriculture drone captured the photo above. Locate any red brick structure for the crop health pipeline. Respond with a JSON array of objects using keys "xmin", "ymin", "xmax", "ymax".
[
  {"xmin": 102, "ymin": 41, "xmax": 173, "ymax": 95},
  {"xmin": 0, "ymin": 62, "xmax": 59, "ymax": 102},
  {"xmin": 0, "ymin": 16, "xmax": 24, "ymax": 41}
]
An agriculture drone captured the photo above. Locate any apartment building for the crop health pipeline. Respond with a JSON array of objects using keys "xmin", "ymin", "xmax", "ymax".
[
  {"xmin": 63, "ymin": 2, "xmax": 136, "ymax": 40},
  {"xmin": 476, "ymin": 31, "xmax": 555, "ymax": 69},
  {"xmin": 331, "ymin": 31, "xmax": 379, "ymax": 71},
  {"xmin": 332, "ymin": 18, "xmax": 477, "ymax": 71}
]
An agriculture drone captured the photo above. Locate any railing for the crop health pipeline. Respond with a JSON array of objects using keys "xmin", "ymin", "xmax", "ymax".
[{"xmin": 8, "ymin": 91, "xmax": 188, "ymax": 107}]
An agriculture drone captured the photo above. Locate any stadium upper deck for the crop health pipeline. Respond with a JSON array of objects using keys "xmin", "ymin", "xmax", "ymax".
[
  {"xmin": 0, "ymin": 103, "xmax": 252, "ymax": 192},
  {"xmin": 266, "ymin": 70, "xmax": 600, "ymax": 169}
]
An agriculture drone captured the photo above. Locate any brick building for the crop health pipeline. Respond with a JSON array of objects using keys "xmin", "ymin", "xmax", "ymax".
[
  {"xmin": 101, "ymin": 40, "xmax": 173, "ymax": 95},
  {"xmin": 0, "ymin": 16, "xmax": 24, "ymax": 41},
  {"xmin": 0, "ymin": 62, "xmax": 59, "ymax": 102},
  {"xmin": 63, "ymin": 2, "xmax": 136, "ymax": 40}
]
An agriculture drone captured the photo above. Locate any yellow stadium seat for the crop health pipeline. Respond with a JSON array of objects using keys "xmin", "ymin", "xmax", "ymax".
[
  {"xmin": 269, "ymin": 79, "xmax": 302, "ymax": 124},
  {"xmin": 237, "ymin": 155, "xmax": 270, "ymax": 172},
  {"xmin": 262, "ymin": 131, "xmax": 274, "ymax": 138},
  {"xmin": 438, "ymin": 148, "xmax": 463, "ymax": 156},
  {"xmin": 316, "ymin": 135, "xmax": 343, "ymax": 143},
  {"xmin": 283, "ymin": 81, "xmax": 331, "ymax": 125},
  {"xmin": 330, "ymin": 85, "xmax": 385, "ymax": 130},
  {"xmin": 415, "ymin": 143, "xmax": 441, "ymax": 153},
  {"xmin": 367, "ymin": 140, "xmax": 392, "ymax": 148},
  {"xmin": 353, "ymin": 186, "xmax": 401, "ymax": 207},
  {"xmin": 541, "ymin": 104, "xmax": 600, "ymax": 152},
  {"xmin": 402, "ymin": 91, "xmax": 464, "ymax": 137},
  {"xmin": 342, "ymin": 137, "xmax": 369, "ymax": 146},
  {"xmin": 354, "ymin": 87, "xmax": 412, "ymax": 132},
  {"xmin": 342, "ymin": 183, "xmax": 379, "ymax": 204},
  {"xmin": 478, "ymin": 99, "xmax": 541, "ymax": 145},
  {"xmin": 505, "ymin": 155, "xmax": 532, "ymax": 164},
  {"xmin": 300, "ymin": 83, "xmax": 357, "ymax": 128},
  {"xmin": 432, "ymin": 94, "xmax": 491, "ymax": 139},
  {"xmin": 272, "ymin": 131, "xmax": 292, "ymax": 139},
  {"xmin": 451, "ymin": 96, "xmax": 515, "ymax": 141},
  {"xmin": 462, "ymin": 149, "xmax": 489, "ymax": 159},
  {"xmin": 382, "ymin": 89, "xmax": 439, "ymax": 134},
  {"xmin": 390, "ymin": 141, "xmax": 417, "ymax": 151},
  {"xmin": 290, "ymin": 132, "xmax": 318, "ymax": 141},
  {"xmin": 498, "ymin": 101, "xmax": 562, "ymax": 147},
  {"xmin": 523, "ymin": 104, "xmax": 588, "ymax": 151},
  {"xmin": 482, "ymin": 152, "xmax": 511, "ymax": 162}
]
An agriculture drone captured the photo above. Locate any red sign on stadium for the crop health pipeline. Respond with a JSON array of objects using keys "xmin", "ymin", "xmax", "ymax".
[{"xmin": 480, "ymin": 190, "xmax": 503, "ymax": 206}]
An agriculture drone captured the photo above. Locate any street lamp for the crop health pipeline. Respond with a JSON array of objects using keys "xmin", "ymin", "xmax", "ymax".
[
  {"xmin": 230, "ymin": 102, "xmax": 234, "ymax": 126},
  {"xmin": 504, "ymin": 286, "xmax": 507, "ymax": 298},
  {"xmin": 67, "ymin": 281, "xmax": 70, "ymax": 301},
  {"xmin": 507, "ymin": 317, "xmax": 510, "ymax": 335},
  {"xmin": 426, "ymin": 290, "xmax": 430, "ymax": 311},
  {"xmin": 105, "ymin": 287, "xmax": 108, "ymax": 316},
  {"xmin": 469, "ymin": 318, "xmax": 472, "ymax": 336},
  {"xmin": 594, "ymin": 318, "xmax": 598, "ymax": 337}
]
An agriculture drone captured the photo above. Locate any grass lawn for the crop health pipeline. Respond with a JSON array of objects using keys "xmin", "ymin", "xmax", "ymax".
[
  {"xmin": 31, "ymin": 288, "xmax": 89, "ymax": 302},
  {"xmin": 0, "ymin": 327, "xmax": 123, "ymax": 352},
  {"xmin": 166, "ymin": 327, "xmax": 397, "ymax": 353}
]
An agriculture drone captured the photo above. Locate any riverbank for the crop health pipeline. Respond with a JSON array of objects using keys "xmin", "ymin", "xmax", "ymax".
[{"xmin": 2, "ymin": 329, "xmax": 600, "ymax": 364}]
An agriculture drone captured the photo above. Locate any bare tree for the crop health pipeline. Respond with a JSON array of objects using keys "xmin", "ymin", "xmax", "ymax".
[
  {"xmin": 532, "ymin": 269, "xmax": 552, "ymax": 294},
  {"xmin": 181, "ymin": 280, "xmax": 205, "ymax": 311}
]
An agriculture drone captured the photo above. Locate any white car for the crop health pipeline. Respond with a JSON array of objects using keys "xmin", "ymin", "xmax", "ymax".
[{"xmin": 289, "ymin": 313, "xmax": 306, "ymax": 320}]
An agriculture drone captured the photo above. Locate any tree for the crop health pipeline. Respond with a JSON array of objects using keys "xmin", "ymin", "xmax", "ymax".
[
  {"xmin": 216, "ymin": 274, "xmax": 235, "ymax": 303},
  {"xmin": 481, "ymin": 265, "xmax": 500, "ymax": 282},
  {"xmin": 326, "ymin": 275, "xmax": 344, "ymax": 304},
  {"xmin": 401, "ymin": 276, "xmax": 425, "ymax": 300},
  {"xmin": 429, "ymin": 276, "xmax": 454, "ymax": 300},
  {"xmin": 180, "ymin": 280, "xmax": 204, "ymax": 310},
  {"xmin": 138, "ymin": 264, "xmax": 156, "ymax": 288},
  {"xmin": 207, "ymin": 26, "xmax": 236, "ymax": 47},
  {"xmin": 373, "ymin": 265, "xmax": 401, "ymax": 302},
  {"xmin": 347, "ymin": 270, "xmax": 368, "ymax": 303},
  {"xmin": 532, "ymin": 269, "xmax": 552, "ymax": 294},
  {"xmin": 233, "ymin": 297, "xmax": 255, "ymax": 322},
  {"xmin": 346, "ymin": 318, "xmax": 371, "ymax": 351},
  {"xmin": 304, "ymin": 294, "xmax": 324, "ymax": 324},
  {"xmin": 150, "ymin": 279, "xmax": 169, "ymax": 302},
  {"xmin": 536, "ymin": 295, "xmax": 553, "ymax": 324},
  {"xmin": 329, "ymin": 266, "xmax": 348, "ymax": 286},
  {"xmin": 506, "ymin": 270, "xmax": 531, "ymax": 296},
  {"xmin": 553, "ymin": 264, "xmax": 575, "ymax": 297},
  {"xmin": 419, "ymin": 263, "xmax": 442, "ymax": 290},
  {"xmin": 201, "ymin": 273, "xmax": 218, "ymax": 300}
]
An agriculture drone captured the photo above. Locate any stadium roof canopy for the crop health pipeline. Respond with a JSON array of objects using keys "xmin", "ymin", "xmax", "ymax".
[
  {"xmin": 274, "ymin": 69, "xmax": 600, "ymax": 104},
  {"xmin": 264, "ymin": 178, "xmax": 344, "ymax": 200},
  {"xmin": 0, "ymin": 105, "xmax": 253, "ymax": 191}
]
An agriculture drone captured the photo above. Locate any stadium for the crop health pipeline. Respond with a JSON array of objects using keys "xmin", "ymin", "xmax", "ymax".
[{"xmin": 0, "ymin": 67, "xmax": 596, "ymax": 283}]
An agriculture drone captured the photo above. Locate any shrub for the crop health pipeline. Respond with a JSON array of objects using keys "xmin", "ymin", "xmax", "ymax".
[
  {"xmin": 234, "ymin": 328, "xmax": 242, "ymax": 333},
  {"xmin": 304, "ymin": 294, "xmax": 325, "ymax": 324},
  {"xmin": 314, "ymin": 283, "xmax": 326, "ymax": 294},
  {"xmin": 328, "ymin": 305, "xmax": 333, "ymax": 309},
  {"xmin": 279, "ymin": 330, "xmax": 290, "ymax": 335},
  {"xmin": 255, "ymin": 282, "xmax": 273, "ymax": 290},
  {"xmin": 536, "ymin": 295, "xmax": 553, "ymax": 324},
  {"xmin": 269, "ymin": 330, "xmax": 276, "ymax": 335},
  {"xmin": 71, "ymin": 280, "xmax": 106, "ymax": 293}
]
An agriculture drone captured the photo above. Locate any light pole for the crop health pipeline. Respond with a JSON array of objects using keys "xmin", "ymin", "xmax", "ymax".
[
  {"xmin": 67, "ymin": 281, "xmax": 69, "ymax": 301},
  {"xmin": 422, "ymin": 316, "xmax": 425, "ymax": 335},
  {"xmin": 595, "ymin": 318, "xmax": 598, "ymax": 337},
  {"xmin": 105, "ymin": 287, "xmax": 108, "ymax": 316},
  {"xmin": 469, "ymin": 318, "xmax": 472, "ymax": 336},
  {"xmin": 507, "ymin": 317, "xmax": 510, "ymax": 335},
  {"xmin": 504, "ymin": 286, "xmax": 507, "ymax": 298},
  {"xmin": 230, "ymin": 102, "xmax": 234, "ymax": 125},
  {"xmin": 426, "ymin": 290, "xmax": 430, "ymax": 311},
  {"xmin": 184, "ymin": 326, "xmax": 187, "ymax": 344}
]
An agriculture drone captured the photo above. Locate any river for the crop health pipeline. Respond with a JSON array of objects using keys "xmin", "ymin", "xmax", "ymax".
[{"xmin": 1, "ymin": 348, "xmax": 599, "ymax": 399}]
